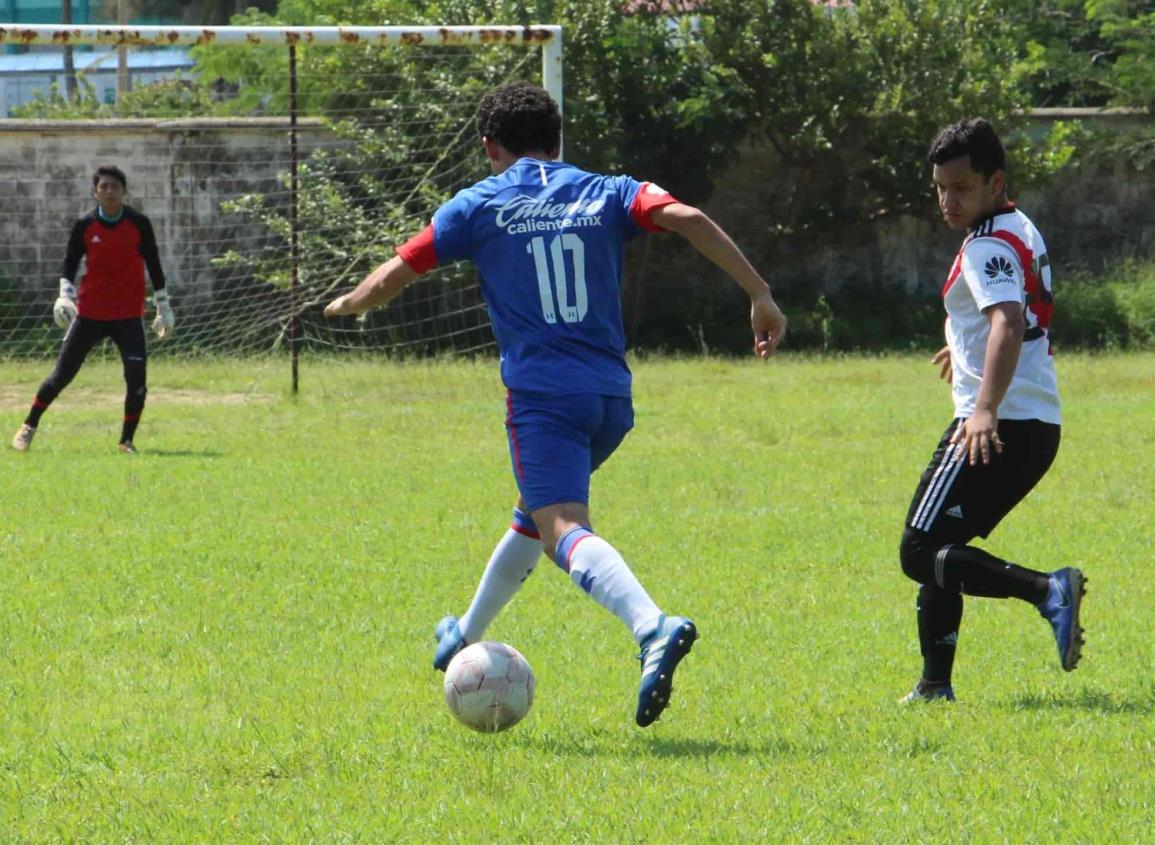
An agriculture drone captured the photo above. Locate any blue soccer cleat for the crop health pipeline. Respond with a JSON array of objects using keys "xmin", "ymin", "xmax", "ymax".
[
  {"xmin": 899, "ymin": 683, "xmax": 956, "ymax": 704},
  {"xmin": 635, "ymin": 615, "xmax": 697, "ymax": 727},
  {"xmin": 1037, "ymin": 567, "xmax": 1086, "ymax": 672},
  {"xmin": 433, "ymin": 615, "xmax": 466, "ymax": 672}
]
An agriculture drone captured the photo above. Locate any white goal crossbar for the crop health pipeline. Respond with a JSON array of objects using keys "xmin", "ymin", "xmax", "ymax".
[{"xmin": 0, "ymin": 24, "xmax": 564, "ymax": 113}]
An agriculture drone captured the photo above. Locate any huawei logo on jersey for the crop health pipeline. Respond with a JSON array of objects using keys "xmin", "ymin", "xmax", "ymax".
[{"xmin": 983, "ymin": 255, "xmax": 1015, "ymax": 286}]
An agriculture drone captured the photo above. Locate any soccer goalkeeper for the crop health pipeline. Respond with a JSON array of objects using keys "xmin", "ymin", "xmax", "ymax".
[
  {"xmin": 11, "ymin": 166, "xmax": 174, "ymax": 454},
  {"xmin": 325, "ymin": 82, "xmax": 786, "ymax": 727}
]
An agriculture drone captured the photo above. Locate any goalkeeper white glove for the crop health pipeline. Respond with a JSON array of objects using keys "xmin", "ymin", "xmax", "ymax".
[
  {"xmin": 53, "ymin": 278, "xmax": 77, "ymax": 329},
  {"xmin": 152, "ymin": 289, "xmax": 175, "ymax": 340}
]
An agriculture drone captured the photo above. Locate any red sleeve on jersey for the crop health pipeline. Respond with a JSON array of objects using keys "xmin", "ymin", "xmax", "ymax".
[
  {"xmin": 395, "ymin": 224, "xmax": 437, "ymax": 274},
  {"xmin": 982, "ymin": 229, "xmax": 1054, "ymax": 349},
  {"xmin": 630, "ymin": 182, "xmax": 680, "ymax": 232}
]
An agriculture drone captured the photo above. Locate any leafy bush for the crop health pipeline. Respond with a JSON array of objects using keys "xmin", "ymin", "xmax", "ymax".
[
  {"xmin": 1053, "ymin": 259, "xmax": 1155, "ymax": 349},
  {"xmin": 772, "ymin": 261, "xmax": 1155, "ymax": 353},
  {"xmin": 11, "ymin": 75, "xmax": 224, "ymax": 119},
  {"xmin": 1116, "ymin": 269, "xmax": 1155, "ymax": 346}
]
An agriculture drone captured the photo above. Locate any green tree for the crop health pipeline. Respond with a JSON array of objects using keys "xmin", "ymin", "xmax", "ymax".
[
  {"xmin": 25, "ymin": 0, "xmax": 1150, "ymax": 351},
  {"xmin": 1089, "ymin": 0, "xmax": 1155, "ymax": 109},
  {"xmin": 1003, "ymin": 1, "xmax": 1155, "ymax": 171},
  {"xmin": 681, "ymin": 0, "xmax": 1041, "ymax": 232},
  {"xmin": 99, "ymin": 0, "xmax": 279, "ymax": 24},
  {"xmin": 185, "ymin": 0, "xmax": 747, "ymax": 202},
  {"xmin": 1006, "ymin": 0, "xmax": 1155, "ymax": 108}
]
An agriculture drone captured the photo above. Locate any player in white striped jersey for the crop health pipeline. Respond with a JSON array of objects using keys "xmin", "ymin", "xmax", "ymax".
[{"xmin": 898, "ymin": 119, "xmax": 1086, "ymax": 703}]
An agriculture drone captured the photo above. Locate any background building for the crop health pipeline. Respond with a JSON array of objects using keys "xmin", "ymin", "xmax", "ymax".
[{"xmin": 0, "ymin": 0, "xmax": 188, "ymax": 115}]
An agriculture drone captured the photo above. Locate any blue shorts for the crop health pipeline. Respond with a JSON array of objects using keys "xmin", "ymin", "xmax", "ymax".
[{"xmin": 504, "ymin": 390, "xmax": 634, "ymax": 512}]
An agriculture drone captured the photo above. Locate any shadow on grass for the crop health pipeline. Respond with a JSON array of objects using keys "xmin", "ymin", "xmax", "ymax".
[
  {"xmin": 1007, "ymin": 688, "xmax": 1155, "ymax": 715},
  {"xmin": 513, "ymin": 728, "xmax": 807, "ymax": 760},
  {"xmin": 639, "ymin": 735, "xmax": 803, "ymax": 759},
  {"xmin": 141, "ymin": 448, "xmax": 226, "ymax": 458}
]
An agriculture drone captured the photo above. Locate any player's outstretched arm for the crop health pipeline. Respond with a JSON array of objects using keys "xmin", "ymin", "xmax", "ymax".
[
  {"xmin": 324, "ymin": 256, "xmax": 420, "ymax": 318},
  {"xmin": 650, "ymin": 203, "xmax": 787, "ymax": 357}
]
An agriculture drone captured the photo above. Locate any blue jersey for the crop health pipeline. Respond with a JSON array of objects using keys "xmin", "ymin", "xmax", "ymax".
[{"xmin": 403, "ymin": 158, "xmax": 677, "ymax": 397}]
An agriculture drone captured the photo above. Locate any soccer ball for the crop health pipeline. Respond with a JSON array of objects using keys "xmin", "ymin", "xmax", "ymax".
[{"xmin": 443, "ymin": 641, "xmax": 535, "ymax": 733}]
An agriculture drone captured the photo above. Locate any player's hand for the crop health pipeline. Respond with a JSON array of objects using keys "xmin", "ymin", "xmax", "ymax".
[
  {"xmin": 152, "ymin": 289, "xmax": 175, "ymax": 340},
  {"xmin": 932, "ymin": 346, "xmax": 952, "ymax": 383},
  {"xmin": 53, "ymin": 296, "xmax": 77, "ymax": 329},
  {"xmin": 751, "ymin": 292, "xmax": 787, "ymax": 358},
  {"xmin": 949, "ymin": 408, "xmax": 1002, "ymax": 466},
  {"xmin": 324, "ymin": 294, "xmax": 354, "ymax": 318},
  {"xmin": 53, "ymin": 278, "xmax": 77, "ymax": 329}
]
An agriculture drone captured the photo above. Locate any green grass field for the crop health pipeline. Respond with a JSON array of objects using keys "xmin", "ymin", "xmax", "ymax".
[{"xmin": 1, "ymin": 352, "xmax": 1153, "ymax": 843}]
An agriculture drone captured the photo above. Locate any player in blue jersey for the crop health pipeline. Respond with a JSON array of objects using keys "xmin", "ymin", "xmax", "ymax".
[{"xmin": 325, "ymin": 82, "xmax": 786, "ymax": 727}]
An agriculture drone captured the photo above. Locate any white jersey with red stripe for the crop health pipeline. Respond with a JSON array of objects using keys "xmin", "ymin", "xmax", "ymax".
[{"xmin": 941, "ymin": 204, "xmax": 1061, "ymax": 424}]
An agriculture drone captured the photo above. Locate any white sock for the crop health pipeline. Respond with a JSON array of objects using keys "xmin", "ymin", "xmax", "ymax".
[
  {"xmin": 559, "ymin": 530, "xmax": 662, "ymax": 644},
  {"xmin": 458, "ymin": 525, "xmax": 542, "ymax": 643}
]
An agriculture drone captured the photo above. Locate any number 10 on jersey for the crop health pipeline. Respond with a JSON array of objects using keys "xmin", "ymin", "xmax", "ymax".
[{"xmin": 528, "ymin": 234, "xmax": 588, "ymax": 324}]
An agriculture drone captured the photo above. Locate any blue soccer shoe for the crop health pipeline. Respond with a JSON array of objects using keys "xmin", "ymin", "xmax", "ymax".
[
  {"xmin": 433, "ymin": 614, "xmax": 466, "ymax": 672},
  {"xmin": 635, "ymin": 615, "xmax": 697, "ymax": 727},
  {"xmin": 1037, "ymin": 567, "xmax": 1086, "ymax": 672}
]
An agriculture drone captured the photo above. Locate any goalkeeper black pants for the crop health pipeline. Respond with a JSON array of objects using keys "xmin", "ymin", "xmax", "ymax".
[{"xmin": 28, "ymin": 316, "xmax": 148, "ymax": 434}]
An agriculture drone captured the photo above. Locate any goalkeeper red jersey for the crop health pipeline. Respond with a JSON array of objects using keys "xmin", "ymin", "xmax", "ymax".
[{"xmin": 63, "ymin": 205, "xmax": 166, "ymax": 320}]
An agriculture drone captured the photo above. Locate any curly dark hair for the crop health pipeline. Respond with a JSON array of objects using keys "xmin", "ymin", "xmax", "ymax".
[
  {"xmin": 927, "ymin": 118, "xmax": 1006, "ymax": 179},
  {"xmin": 475, "ymin": 82, "xmax": 561, "ymax": 156},
  {"xmin": 92, "ymin": 165, "xmax": 128, "ymax": 190}
]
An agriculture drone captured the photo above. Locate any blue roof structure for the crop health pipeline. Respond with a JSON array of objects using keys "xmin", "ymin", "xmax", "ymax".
[{"xmin": 0, "ymin": 48, "xmax": 193, "ymax": 74}]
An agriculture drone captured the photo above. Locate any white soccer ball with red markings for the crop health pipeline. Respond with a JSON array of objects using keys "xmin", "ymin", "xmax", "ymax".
[{"xmin": 443, "ymin": 641, "xmax": 535, "ymax": 733}]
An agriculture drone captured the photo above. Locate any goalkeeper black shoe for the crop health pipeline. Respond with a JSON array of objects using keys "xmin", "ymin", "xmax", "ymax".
[
  {"xmin": 899, "ymin": 682, "xmax": 956, "ymax": 704},
  {"xmin": 11, "ymin": 423, "xmax": 35, "ymax": 451}
]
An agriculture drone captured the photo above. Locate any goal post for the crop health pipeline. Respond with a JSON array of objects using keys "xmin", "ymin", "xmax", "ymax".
[
  {"xmin": 0, "ymin": 23, "xmax": 563, "ymax": 389},
  {"xmin": 0, "ymin": 24, "xmax": 563, "ymax": 119}
]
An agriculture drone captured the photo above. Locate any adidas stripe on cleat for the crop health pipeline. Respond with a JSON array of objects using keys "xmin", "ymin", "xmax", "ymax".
[{"xmin": 635, "ymin": 615, "xmax": 697, "ymax": 727}]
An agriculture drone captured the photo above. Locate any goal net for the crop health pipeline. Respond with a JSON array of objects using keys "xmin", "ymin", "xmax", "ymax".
[{"xmin": 0, "ymin": 24, "xmax": 562, "ymax": 365}]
